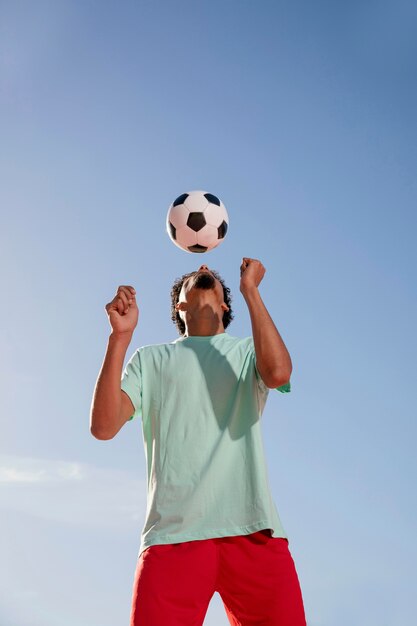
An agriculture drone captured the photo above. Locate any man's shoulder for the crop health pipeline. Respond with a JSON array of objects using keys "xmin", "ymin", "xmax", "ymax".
[
  {"xmin": 136, "ymin": 339, "xmax": 179, "ymax": 354},
  {"xmin": 220, "ymin": 334, "xmax": 253, "ymax": 347},
  {"xmin": 210, "ymin": 334, "xmax": 255, "ymax": 356}
]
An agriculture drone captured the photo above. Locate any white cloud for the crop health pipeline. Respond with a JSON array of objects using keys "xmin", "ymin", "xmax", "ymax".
[
  {"xmin": 0, "ymin": 456, "xmax": 84, "ymax": 483},
  {"xmin": 0, "ymin": 454, "xmax": 146, "ymax": 529}
]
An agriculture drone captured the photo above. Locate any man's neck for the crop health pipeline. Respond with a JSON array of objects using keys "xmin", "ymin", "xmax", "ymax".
[{"xmin": 184, "ymin": 319, "xmax": 225, "ymax": 337}]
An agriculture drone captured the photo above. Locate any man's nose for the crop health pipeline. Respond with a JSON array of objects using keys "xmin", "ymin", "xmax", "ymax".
[{"xmin": 198, "ymin": 264, "xmax": 210, "ymax": 272}]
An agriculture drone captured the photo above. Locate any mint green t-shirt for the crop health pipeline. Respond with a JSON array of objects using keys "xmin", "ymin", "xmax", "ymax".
[{"xmin": 121, "ymin": 333, "xmax": 291, "ymax": 556}]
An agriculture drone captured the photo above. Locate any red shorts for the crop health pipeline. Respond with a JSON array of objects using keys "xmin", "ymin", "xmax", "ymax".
[{"xmin": 130, "ymin": 530, "xmax": 306, "ymax": 626}]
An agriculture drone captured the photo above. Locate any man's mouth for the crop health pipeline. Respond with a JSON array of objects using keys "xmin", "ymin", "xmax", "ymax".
[{"xmin": 193, "ymin": 272, "xmax": 215, "ymax": 290}]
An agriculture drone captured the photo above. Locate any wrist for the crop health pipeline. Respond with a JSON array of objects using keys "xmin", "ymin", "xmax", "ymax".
[
  {"xmin": 240, "ymin": 284, "xmax": 260, "ymax": 300},
  {"xmin": 108, "ymin": 330, "xmax": 134, "ymax": 347}
]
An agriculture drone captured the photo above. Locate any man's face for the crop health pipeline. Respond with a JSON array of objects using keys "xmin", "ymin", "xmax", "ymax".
[
  {"xmin": 176, "ymin": 265, "xmax": 229, "ymax": 316},
  {"xmin": 180, "ymin": 265, "xmax": 223, "ymax": 300},
  {"xmin": 192, "ymin": 270, "xmax": 216, "ymax": 290}
]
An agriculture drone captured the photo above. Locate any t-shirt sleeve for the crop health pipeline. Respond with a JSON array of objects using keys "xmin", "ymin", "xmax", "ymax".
[
  {"xmin": 275, "ymin": 381, "xmax": 291, "ymax": 393},
  {"xmin": 121, "ymin": 350, "xmax": 142, "ymax": 421},
  {"xmin": 254, "ymin": 360, "xmax": 269, "ymax": 394}
]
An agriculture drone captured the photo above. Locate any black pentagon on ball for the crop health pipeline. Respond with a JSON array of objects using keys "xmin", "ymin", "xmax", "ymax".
[
  {"xmin": 218, "ymin": 220, "xmax": 228, "ymax": 239},
  {"xmin": 188, "ymin": 244, "xmax": 208, "ymax": 253},
  {"xmin": 187, "ymin": 212, "xmax": 206, "ymax": 232},
  {"xmin": 204, "ymin": 193, "xmax": 220, "ymax": 206},
  {"xmin": 173, "ymin": 193, "xmax": 189, "ymax": 207},
  {"xmin": 168, "ymin": 222, "xmax": 176, "ymax": 240}
]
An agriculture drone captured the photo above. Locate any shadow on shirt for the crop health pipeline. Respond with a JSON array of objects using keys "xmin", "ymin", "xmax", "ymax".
[{"xmin": 180, "ymin": 340, "xmax": 265, "ymax": 441}]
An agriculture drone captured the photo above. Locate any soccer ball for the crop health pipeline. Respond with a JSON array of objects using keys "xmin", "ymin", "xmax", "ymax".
[{"xmin": 166, "ymin": 190, "xmax": 229, "ymax": 253}]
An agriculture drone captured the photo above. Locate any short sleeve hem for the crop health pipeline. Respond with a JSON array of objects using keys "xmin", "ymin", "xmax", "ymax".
[
  {"xmin": 121, "ymin": 350, "xmax": 142, "ymax": 421},
  {"xmin": 276, "ymin": 382, "xmax": 291, "ymax": 393}
]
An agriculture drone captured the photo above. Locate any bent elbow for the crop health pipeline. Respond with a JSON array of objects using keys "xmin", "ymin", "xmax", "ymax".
[
  {"xmin": 90, "ymin": 424, "xmax": 115, "ymax": 441},
  {"xmin": 264, "ymin": 369, "xmax": 292, "ymax": 390},
  {"xmin": 268, "ymin": 378, "xmax": 290, "ymax": 390}
]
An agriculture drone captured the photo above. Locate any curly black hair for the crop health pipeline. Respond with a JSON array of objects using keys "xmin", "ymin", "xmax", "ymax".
[{"xmin": 170, "ymin": 270, "xmax": 234, "ymax": 336}]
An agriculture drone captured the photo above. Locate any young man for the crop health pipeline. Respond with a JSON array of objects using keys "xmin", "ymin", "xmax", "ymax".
[{"xmin": 90, "ymin": 258, "xmax": 306, "ymax": 626}]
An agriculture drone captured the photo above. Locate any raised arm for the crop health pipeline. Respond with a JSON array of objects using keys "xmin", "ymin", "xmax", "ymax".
[
  {"xmin": 240, "ymin": 258, "xmax": 292, "ymax": 389},
  {"xmin": 90, "ymin": 285, "xmax": 138, "ymax": 440}
]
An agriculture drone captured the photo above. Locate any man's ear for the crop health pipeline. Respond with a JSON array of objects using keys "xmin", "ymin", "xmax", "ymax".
[
  {"xmin": 220, "ymin": 303, "xmax": 229, "ymax": 312},
  {"xmin": 175, "ymin": 302, "xmax": 187, "ymax": 312}
]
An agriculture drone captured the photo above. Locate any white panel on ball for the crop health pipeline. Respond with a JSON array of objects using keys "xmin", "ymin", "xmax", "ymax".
[
  {"xmin": 184, "ymin": 191, "xmax": 210, "ymax": 213},
  {"xmin": 204, "ymin": 201, "xmax": 228, "ymax": 226},
  {"xmin": 169, "ymin": 203, "xmax": 190, "ymax": 229},
  {"xmin": 197, "ymin": 224, "xmax": 219, "ymax": 249},
  {"xmin": 176, "ymin": 225, "xmax": 199, "ymax": 247}
]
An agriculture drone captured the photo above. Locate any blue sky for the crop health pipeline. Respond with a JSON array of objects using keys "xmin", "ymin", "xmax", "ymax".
[{"xmin": 1, "ymin": 1, "xmax": 416, "ymax": 624}]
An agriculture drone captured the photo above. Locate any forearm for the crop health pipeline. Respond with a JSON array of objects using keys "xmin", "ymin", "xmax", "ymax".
[
  {"xmin": 90, "ymin": 332, "xmax": 132, "ymax": 439},
  {"xmin": 242, "ymin": 287, "xmax": 292, "ymax": 388}
]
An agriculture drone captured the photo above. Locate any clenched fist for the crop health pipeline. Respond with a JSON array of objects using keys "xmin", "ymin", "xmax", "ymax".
[
  {"xmin": 105, "ymin": 285, "xmax": 139, "ymax": 336},
  {"xmin": 240, "ymin": 258, "xmax": 266, "ymax": 295}
]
